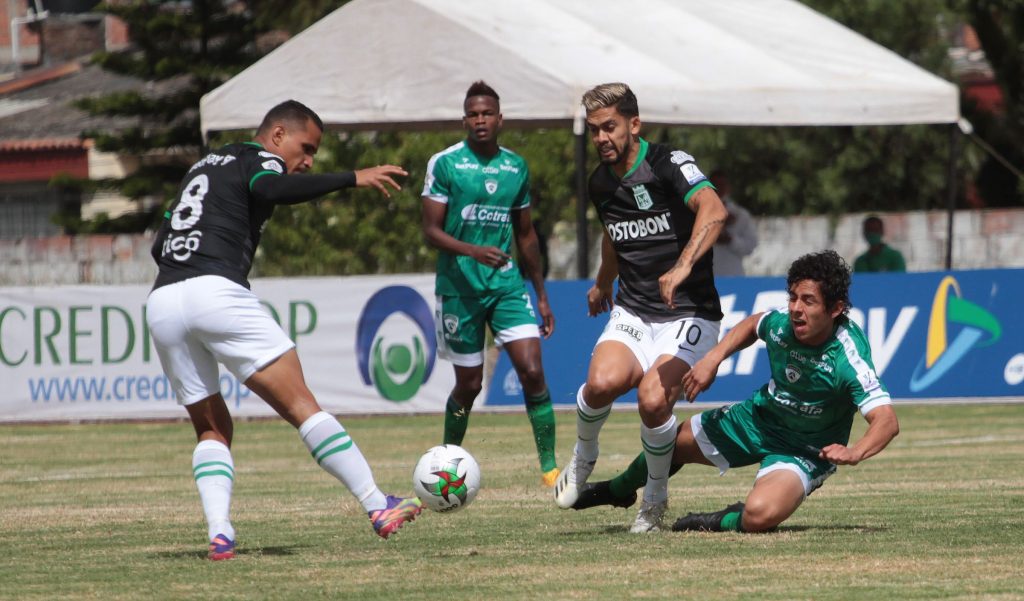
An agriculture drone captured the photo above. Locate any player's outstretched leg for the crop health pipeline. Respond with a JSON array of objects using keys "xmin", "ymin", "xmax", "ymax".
[
  {"xmin": 524, "ymin": 389, "xmax": 559, "ymax": 486},
  {"xmin": 298, "ymin": 411, "xmax": 421, "ymax": 538},
  {"xmin": 193, "ymin": 439, "xmax": 237, "ymax": 560},
  {"xmin": 672, "ymin": 502, "xmax": 745, "ymax": 532},
  {"xmin": 554, "ymin": 385, "xmax": 608, "ymax": 508}
]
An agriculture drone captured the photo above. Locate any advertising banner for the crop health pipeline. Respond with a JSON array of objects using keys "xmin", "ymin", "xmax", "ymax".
[
  {"xmin": 486, "ymin": 269, "xmax": 1024, "ymax": 406},
  {"xmin": 0, "ymin": 275, "xmax": 455, "ymax": 422}
]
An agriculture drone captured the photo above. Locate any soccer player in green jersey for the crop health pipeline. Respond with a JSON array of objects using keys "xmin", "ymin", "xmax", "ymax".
[
  {"xmin": 569, "ymin": 250, "xmax": 900, "ymax": 533},
  {"xmin": 421, "ymin": 81, "xmax": 559, "ymax": 486}
]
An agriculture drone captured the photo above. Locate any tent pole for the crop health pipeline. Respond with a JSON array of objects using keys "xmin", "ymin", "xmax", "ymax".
[
  {"xmin": 575, "ymin": 125, "xmax": 589, "ymax": 279},
  {"xmin": 944, "ymin": 123, "xmax": 958, "ymax": 271}
]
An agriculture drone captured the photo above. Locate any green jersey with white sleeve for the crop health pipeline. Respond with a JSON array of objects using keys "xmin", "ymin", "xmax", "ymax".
[
  {"xmin": 422, "ymin": 141, "xmax": 531, "ymax": 297},
  {"xmin": 751, "ymin": 310, "xmax": 892, "ymax": 450}
]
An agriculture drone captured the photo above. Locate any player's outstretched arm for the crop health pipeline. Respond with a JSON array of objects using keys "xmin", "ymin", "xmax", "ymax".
[
  {"xmin": 820, "ymin": 404, "xmax": 899, "ymax": 465},
  {"xmin": 659, "ymin": 187, "xmax": 728, "ymax": 307},
  {"xmin": 682, "ymin": 312, "xmax": 762, "ymax": 401},
  {"xmin": 587, "ymin": 232, "xmax": 618, "ymax": 316},
  {"xmin": 421, "ymin": 197, "xmax": 510, "ymax": 267},
  {"xmin": 354, "ymin": 165, "xmax": 407, "ymax": 198},
  {"xmin": 251, "ymin": 165, "xmax": 406, "ymax": 205}
]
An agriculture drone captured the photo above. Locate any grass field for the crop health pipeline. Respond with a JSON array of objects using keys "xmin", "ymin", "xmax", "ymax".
[{"xmin": 2, "ymin": 403, "xmax": 1023, "ymax": 600}]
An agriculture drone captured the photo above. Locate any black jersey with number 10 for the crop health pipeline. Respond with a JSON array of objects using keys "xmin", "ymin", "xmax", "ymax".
[
  {"xmin": 150, "ymin": 142, "xmax": 286, "ymax": 291},
  {"xmin": 589, "ymin": 138, "xmax": 722, "ymax": 323}
]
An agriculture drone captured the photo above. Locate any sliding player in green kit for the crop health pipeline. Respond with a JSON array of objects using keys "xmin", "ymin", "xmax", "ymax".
[
  {"xmin": 422, "ymin": 81, "xmax": 559, "ymax": 486},
  {"xmin": 570, "ymin": 250, "xmax": 900, "ymax": 532}
]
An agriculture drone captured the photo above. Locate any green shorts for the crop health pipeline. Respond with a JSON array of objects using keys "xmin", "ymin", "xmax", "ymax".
[
  {"xmin": 690, "ymin": 400, "xmax": 836, "ymax": 497},
  {"xmin": 435, "ymin": 286, "xmax": 539, "ymax": 367}
]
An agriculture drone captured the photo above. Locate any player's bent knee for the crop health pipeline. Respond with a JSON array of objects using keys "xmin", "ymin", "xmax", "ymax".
[{"xmin": 741, "ymin": 498, "xmax": 791, "ymax": 532}]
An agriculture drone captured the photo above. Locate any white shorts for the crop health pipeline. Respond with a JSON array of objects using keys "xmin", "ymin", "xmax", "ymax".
[
  {"xmin": 595, "ymin": 306, "xmax": 720, "ymax": 372},
  {"xmin": 146, "ymin": 275, "xmax": 295, "ymax": 405}
]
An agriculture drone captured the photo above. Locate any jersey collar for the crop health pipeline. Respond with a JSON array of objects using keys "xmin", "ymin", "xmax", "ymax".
[{"xmin": 621, "ymin": 137, "xmax": 649, "ymax": 180}]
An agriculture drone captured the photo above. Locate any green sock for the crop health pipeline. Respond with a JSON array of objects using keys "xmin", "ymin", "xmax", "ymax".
[
  {"xmin": 720, "ymin": 509, "xmax": 744, "ymax": 532},
  {"xmin": 608, "ymin": 453, "xmax": 683, "ymax": 499},
  {"xmin": 524, "ymin": 390, "xmax": 557, "ymax": 472},
  {"xmin": 443, "ymin": 397, "xmax": 470, "ymax": 446},
  {"xmin": 609, "ymin": 452, "xmax": 648, "ymax": 498}
]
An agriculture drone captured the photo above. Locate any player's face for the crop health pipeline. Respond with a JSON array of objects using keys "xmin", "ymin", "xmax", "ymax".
[
  {"xmin": 586, "ymin": 106, "xmax": 641, "ymax": 166},
  {"xmin": 788, "ymin": 279, "xmax": 844, "ymax": 346},
  {"xmin": 463, "ymin": 96, "xmax": 502, "ymax": 145},
  {"xmin": 273, "ymin": 118, "xmax": 323, "ymax": 174}
]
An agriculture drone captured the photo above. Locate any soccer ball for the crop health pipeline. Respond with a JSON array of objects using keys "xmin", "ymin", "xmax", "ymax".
[{"xmin": 412, "ymin": 444, "xmax": 481, "ymax": 513}]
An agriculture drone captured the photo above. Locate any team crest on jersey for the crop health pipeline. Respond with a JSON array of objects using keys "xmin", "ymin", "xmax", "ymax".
[
  {"xmin": 485, "ymin": 179, "xmax": 499, "ymax": 194},
  {"xmin": 785, "ymin": 364, "xmax": 802, "ymax": 383},
  {"xmin": 632, "ymin": 184, "xmax": 653, "ymax": 210},
  {"xmin": 443, "ymin": 314, "xmax": 459, "ymax": 334}
]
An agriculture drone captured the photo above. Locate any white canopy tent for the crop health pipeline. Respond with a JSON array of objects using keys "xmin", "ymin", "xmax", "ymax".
[{"xmin": 200, "ymin": 0, "xmax": 961, "ymax": 272}]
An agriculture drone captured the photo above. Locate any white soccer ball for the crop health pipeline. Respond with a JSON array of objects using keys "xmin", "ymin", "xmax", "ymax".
[{"xmin": 412, "ymin": 444, "xmax": 481, "ymax": 513}]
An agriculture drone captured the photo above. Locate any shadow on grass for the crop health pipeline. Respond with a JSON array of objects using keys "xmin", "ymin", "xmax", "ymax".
[
  {"xmin": 775, "ymin": 525, "xmax": 889, "ymax": 534},
  {"xmin": 154, "ymin": 545, "xmax": 307, "ymax": 560}
]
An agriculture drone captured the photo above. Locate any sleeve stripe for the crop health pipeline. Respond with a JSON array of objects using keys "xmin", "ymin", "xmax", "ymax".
[
  {"xmin": 682, "ymin": 179, "xmax": 713, "ymax": 205},
  {"xmin": 860, "ymin": 395, "xmax": 893, "ymax": 416},
  {"xmin": 249, "ymin": 170, "xmax": 281, "ymax": 190}
]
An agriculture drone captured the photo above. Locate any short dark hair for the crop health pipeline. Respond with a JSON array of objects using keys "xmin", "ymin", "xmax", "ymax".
[
  {"xmin": 257, "ymin": 100, "xmax": 323, "ymax": 135},
  {"xmin": 786, "ymin": 250, "xmax": 852, "ymax": 316},
  {"xmin": 863, "ymin": 215, "xmax": 884, "ymax": 229},
  {"xmin": 581, "ymin": 83, "xmax": 639, "ymax": 118},
  {"xmin": 465, "ymin": 81, "xmax": 500, "ymax": 104}
]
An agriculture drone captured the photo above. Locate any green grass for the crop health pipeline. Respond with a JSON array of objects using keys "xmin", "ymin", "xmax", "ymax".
[{"xmin": 2, "ymin": 404, "xmax": 1023, "ymax": 600}]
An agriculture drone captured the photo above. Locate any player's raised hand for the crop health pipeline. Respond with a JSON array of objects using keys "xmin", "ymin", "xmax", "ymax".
[
  {"xmin": 586, "ymin": 283, "xmax": 614, "ymax": 316},
  {"xmin": 354, "ymin": 165, "xmax": 408, "ymax": 197}
]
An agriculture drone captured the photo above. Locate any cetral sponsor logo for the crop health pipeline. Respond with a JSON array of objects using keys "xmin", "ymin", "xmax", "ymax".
[
  {"xmin": 460, "ymin": 203, "xmax": 510, "ymax": 224},
  {"xmin": 632, "ymin": 184, "xmax": 653, "ymax": 210},
  {"xmin": 909, "ymin": 276, "xmax": 1001, "ymax": 392},
  {"xmin": 485, "ymin": 179, "xmax": 499, "ymax": 194},
  {"xmin": 605, "ymin": 213, "xmax": 671, "ymax": 242},
  {"xmin": 670, "ymin": 150, "xmax": 694, "ymax": 165},
  {"xmin": 785, "ymin": 364, "xmax": 802, "ymax": 383},
  {"xmin": 482, "ymin": 166, "xmax": 500, "ymax": 175},
  {"xmin": 356, "ymin": 286, "xmax": 436, "ymax": 402}
]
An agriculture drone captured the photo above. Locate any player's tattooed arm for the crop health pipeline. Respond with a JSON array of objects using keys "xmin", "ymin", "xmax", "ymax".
[{"xmin": 659, "ymin": 187, "xmax": 728, "ymax": 307}]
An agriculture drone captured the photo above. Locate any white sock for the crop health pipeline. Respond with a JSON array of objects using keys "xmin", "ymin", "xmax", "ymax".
[
  {"xmin": 299, "ymin": 411, "xmax": 387, "ymax": 512},
  {"xmin": 641, "ymin": 415, "xmax": 677, "ymax": 504},
  {"xmin": 575, "ymin": 384, "xmax": 611, "ymax": 462},
  {"xmin": 192, "ymin": 439, "xmax": 235, "ymax": 542}
]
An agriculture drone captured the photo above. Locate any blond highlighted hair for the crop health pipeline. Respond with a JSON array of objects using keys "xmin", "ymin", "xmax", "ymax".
[{"xmin": 581, "ymin": 83, "xmax": 639, "ymax": 117}]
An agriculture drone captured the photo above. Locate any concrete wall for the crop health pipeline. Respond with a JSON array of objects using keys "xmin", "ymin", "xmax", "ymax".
[{"xmin": 2, "ymin": 207, "xmax": 1022, "ymax": 286}]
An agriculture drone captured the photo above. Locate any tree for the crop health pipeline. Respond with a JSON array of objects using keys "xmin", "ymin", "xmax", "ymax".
[
  {"xmin": 961, "ymin": 0, "xmax": 1024, "ymax": 207},
  {"xmin": 64, "ymin": 0, "xmax": 271, "ymax": 233}
]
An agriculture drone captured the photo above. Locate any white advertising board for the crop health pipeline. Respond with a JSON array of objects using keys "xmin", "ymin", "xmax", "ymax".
[{"xmin": 0, "ymin": 275, "xmax": 457, "ymax": 422}]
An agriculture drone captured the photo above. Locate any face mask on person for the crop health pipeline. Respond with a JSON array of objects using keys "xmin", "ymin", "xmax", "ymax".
[{"xmin": 865, "ymin": 233, "xmax": 883, "ymax": 245}]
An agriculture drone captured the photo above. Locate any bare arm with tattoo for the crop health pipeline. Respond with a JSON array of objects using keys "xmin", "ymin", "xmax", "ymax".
[{"xmin": 658, "ymin": 186, "xmax": 728, "ymax": 307}]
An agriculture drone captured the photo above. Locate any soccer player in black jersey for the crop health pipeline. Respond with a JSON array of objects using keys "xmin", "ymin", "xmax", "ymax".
[
  {"xmin": 553, "ymin": 83, "xmax": 728, "ymax": 533},
  {"xmin": 146, "ymin": 100, "xmax": 421, "ymax": 559}
]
